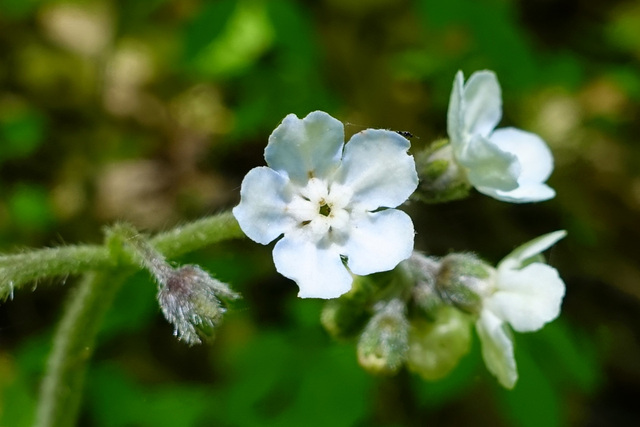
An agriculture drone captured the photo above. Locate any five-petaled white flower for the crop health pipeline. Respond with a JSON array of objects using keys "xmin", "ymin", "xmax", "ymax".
[
  {"xmin": 233, "ymin": 111, "xmax": 419, "ymax": 299},
  {"xmin": 448, "ymin": 70, "xmax": 556, "ymax": 202},
  {"xmin": 475, "ymin": 230, "xmax": 566, "ymax": 388}
]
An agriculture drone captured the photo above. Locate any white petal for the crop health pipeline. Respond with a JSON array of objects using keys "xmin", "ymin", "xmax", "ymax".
[
  {"xmin": 447, "ymin": 71, "xmax": 465, "ymax": 152},
  {"xmin": 272, "ymin": 233, "xmax": 352, "ymax": 299},
  {"xmin": 336, "ymin": 129, "xmax": 418, "ymax": 210},
  {"xmin": 233, "ymin": 167, "xmax": 296, "ymax": 245},
  {"xmin": 488, "ymin": 263, "xmax": 565, "ymax": 332},
  {"xmin": 499, "ymin": 230, "xmax": 567, "ymax": 270},
  {"xmin": 265, "ymin": 111, "xmax": 344, "ymax": 186},
  {"xmin": 476, "ymin": 310, "xmax": 518, "ymax": 389},
  {"xmin": 490, "ymin": 127, "xmax": 554, "ymax": 184},
  {"xmin": 478, "ymin": 182, "xmax": 556, "ymax": 203},
  {"xmin": 343, "ymin": 209, "xmax": 414, "ymax": 276},
  {"xmin": 462, "ymin": 71, "xmax": 502, "ymax": 139},
  {"xmin": 459, "ymin": 134, "xmax": 519, "ymax": 192},
  {"xmin": 479, "ymin": 127, "xmax": 556, "ymax": 203}
]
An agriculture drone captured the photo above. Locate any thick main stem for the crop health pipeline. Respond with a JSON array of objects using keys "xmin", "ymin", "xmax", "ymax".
[{"xmin": 34, "ymin": 271, "xmax": 129, "ymax": 427}]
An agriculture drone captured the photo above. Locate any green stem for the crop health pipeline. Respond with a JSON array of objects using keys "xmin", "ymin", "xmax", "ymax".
[
  {"xmin": 0, "ymin": 212, "xmax": 244, "ymax": 300},
  {"xmin": 34, "ymin": 271, "xmax": 129, "ymax": 427},
  {"xmin": 151, "ymin": 211, "xmax": 244, "ymax": 257},
  {"xmin": 0, "ymin": 246, "xmax": 112, "ymax": 300},
  {"xmin": 28, "ymin": 212, "xmax": 245, "ymax": 426}
]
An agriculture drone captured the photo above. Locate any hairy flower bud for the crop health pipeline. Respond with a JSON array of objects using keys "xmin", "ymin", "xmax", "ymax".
[
  {"xmin": 321, "ymin": 275, "xmax": 374, "ymax": 340},
  {"xmin": 407, "ymin": 305, "xmax": 472, "ymax": 380},
  {"xmin": 399, "ymin": 252, "xmax": 442, "ymax": 318},
  {"xmin": 357, "ymin": 299, "xmax": 409, "ymax": 375},
  {"xmin": 436, "ymin": 253, "xmax": 493, "ymax": 314},
  {"xmin": 157, "ymin": 265, "xmax": 240, "ymax": 345},
  {"xmin": 413, "ymin": 140, "xmax": 472, "ymax": 203}
]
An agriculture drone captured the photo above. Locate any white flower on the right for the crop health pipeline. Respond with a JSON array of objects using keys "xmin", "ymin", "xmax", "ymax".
[
  {"xmin": 475, "ymin": 230, "xmax": 566, "ymax": 388},
  {"xmin": 447, "ymin": 70, "xmax": 555, "ymax": 203}
]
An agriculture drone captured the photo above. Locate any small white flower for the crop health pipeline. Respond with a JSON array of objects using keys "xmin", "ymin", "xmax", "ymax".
[
  {"xmin": 233, "ymin": 111, "xmax": 418, "ymax": 299},
  {"xmin": 475, "ymin": 230, "xmax": 566, "ymax": 388},
  {"xmin": 447, "ymin": 70, "xmax": 556, "ymax": 202}
]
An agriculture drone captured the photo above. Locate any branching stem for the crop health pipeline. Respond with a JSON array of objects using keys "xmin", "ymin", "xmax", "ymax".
[{"xmin": 16, "ymin": 211, "xmax": 245, "ymax": 427}]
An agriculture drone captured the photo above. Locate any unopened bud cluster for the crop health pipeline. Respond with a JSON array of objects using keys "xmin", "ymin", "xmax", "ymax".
[
  {"xmin": 158, "ymin": 265, "xmax": 240, "ymax": 345},
  {"xmin": 321, "ymin": 252, "xmax": 480, "ymax": 379},
  {"xmin": 114, "ymin": 225, "xmax": 240, "ymax": 345}
]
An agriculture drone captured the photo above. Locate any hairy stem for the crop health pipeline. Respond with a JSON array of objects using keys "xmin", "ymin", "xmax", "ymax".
[
  {"xmin": 151, "ymin": 211, "xmax": 244, "ymax": 257},
  {"xmin": 0, "ymin": 246, "xmax": 112, "ymax": 300},
  {"xmin": 34, "ymin": 271, "xmax": 129, "ymax": 427},
  {"xmin": 0, "ymin": 212, "xmax": 244, "ymax": 299},
  {"xmin": 27, "ymin": 211, "xmax": 245, "ymax": 426}
]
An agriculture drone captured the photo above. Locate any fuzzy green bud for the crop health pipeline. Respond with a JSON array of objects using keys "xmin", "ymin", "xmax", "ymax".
[
  {"xmin": 357, "ymin": 299, "xmax": 409, "ymax": 375},
  {"xmin": 406, "ymin": 305, "xmax": 472, "ymax": 380},
  {"xmin": 436, "ymin": 253, "xmax": 493, "ymax": 314},
  {"xmin": 399, "ymin": 252, "xmax": 442, "ymax": 319},
  {"xmin": 321, "ymin": 274, "xmax": 377, "ymax": 340},
  {"xmin": 413, "ymin": 139, "xmax": 471, "ymax": 203}
]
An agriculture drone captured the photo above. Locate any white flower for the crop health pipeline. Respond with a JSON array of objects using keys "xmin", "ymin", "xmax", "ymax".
[
  {"xmin": 233, "ymin": 111, "xmax": 418, "ymax": 299},
  {"xmin": 475, "ymin": 230, "xmax": 566, "ymax": 388},
  {"xmin": 447, "ymin": 70, "xmax": 556, "ymax": 202}
]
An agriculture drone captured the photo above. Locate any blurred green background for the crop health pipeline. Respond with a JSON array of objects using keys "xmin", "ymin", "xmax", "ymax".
[{"xmin": 1, "ymin": 0, "xmax": 639, "ymax": 425}]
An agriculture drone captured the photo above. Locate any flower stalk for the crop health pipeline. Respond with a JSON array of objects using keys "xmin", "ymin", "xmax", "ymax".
[{"xmin": 0, "ymin": 212, "xmax": 244, "ymax": 300}]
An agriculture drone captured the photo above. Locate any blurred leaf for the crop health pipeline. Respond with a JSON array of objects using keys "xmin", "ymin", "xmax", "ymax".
[
  {"xmin": 606, "ymin": 3, "xmax": 640, "ymax": 54},
  {"xmin": 539, "ymin": 51, "xmax": 584, "ymax": 90},
  {"xmin": 231, "ymin": 0, "xmax": 337, "ymax": 138},
  {"xmin": 0, "ymin": 357, "xmax": 37, "ymax": 427},
  {"xmin": 98, "ymin": 272, "xmax": 158, "ymax": 341},
  {"xmin": 0, "ymin": 333, "xmax": 51, "ymax": 427},
  {"xmin": 87, "ymin": 364, "xmax": 218, "ymax": 427},
  {"xmin": 527, "ymin": 320, "xmax": 601, "ymax": 392},
  {"xmin": 183, "ymin": 0, "xmax": 237, "ymax": 59},
  {"xmin": 416, "ymin": 0, "xmax": 539, "ymax": 89},
  {"xmin": 0, "ymin": 0, "xmax": 43, "ymax": 19},
  {"xmin": 7, "ymin": 184, "xmax": 54, "ymax": 231},
  {"xmin": 0, "ymin": 101, "xmax": 46, "ymax": 160},
  {"xmin": 221, "ymin": 322, "xmax": 371, "ymax": 426},
  {"xmin": 189, "ymin": 0, "xmax": 274, "ymax": 78},
  {"xmin": 494, "ymin": 345, "xmax": 561, "ymax": 427},
  {"xmin": 608, "ymin": 67, "xmax": 640, "ymax": 101}
]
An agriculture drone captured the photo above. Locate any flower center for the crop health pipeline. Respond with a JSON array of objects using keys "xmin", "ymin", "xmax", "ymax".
[
  {"xmin": 318, "ymin": 202, "xmax": 331, "ymax": 217},
  {"xmin": 287, "ymin": 178, "xmax": 354, "ymax": 240}
]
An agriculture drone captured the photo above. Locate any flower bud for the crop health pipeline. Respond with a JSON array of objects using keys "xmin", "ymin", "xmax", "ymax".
[
  {"xmin": 407, "ymin": 305, "xmax": 472, "ymax": 380},
  {"xmin": 357, "ymin": 299, "xmax": 408, "ymax": 375},
  {"xmin": 398, "ymin": 252, "xmax": 442, "ymax": 319},
  {"xmin": 157, "ymin": 265, "xmax": 240, "ymax": 345},
  {"xmin": 413, "ymin": 139, "xmax": 471, "ymax": 203},
  {"xmin": 321, "ymin": 274, "xmax": 377, "ymax": 340},
  {"xmin": 436, "ymin": 253, "xmax": 493, "ymax": 314}
]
